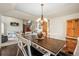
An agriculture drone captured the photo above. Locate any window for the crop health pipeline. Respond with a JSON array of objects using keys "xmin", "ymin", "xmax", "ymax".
[{"xmin": 1, "ymin": 22, "xmax": 4, "ymax": 35}]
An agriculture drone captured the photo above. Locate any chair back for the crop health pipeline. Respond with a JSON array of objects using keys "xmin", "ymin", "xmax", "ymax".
[
  {"xmin": 16, "ymin": 34, "xmax": 27, "ymax": 56},
  {"xmin": 25, "ymin": 32, "xmax": 32, "ymax": 40},
  {"xmin": 20, "ymin": 36, "xmax": 32, "ymax": 56},
  {"xmin": 16, "ymin": 34, "xmax": 32, "ymax": 56},
  {"xmin": 74, "ymin": 37, "xmax": 79, "ymax": 56}
]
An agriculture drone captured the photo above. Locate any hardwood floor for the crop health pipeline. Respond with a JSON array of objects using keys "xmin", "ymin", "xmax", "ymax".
[
  {"xmin": 0, "ymin": 44, "xmax": 23, "ymax": 56},
  {"xmin": 0, "ymin": 44, "xmax": 43, "ymax": 56}
]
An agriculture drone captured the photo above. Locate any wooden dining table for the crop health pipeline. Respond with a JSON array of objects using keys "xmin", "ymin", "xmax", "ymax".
[{"xmin": 22, "ymin": 35, "xmax": 66, "ymax": 56}]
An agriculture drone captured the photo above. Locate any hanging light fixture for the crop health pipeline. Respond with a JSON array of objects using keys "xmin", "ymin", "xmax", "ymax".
[
  {"xmin": 37, "ymin": 4, "xmax": 47, "ymax": 22},
  {"xmin": 41, "ymin": 4, "xmax": 44, "ymax": 21},
  {"xmin": 36, "ymin": 4, "xmax": 48, "ymax": 33}
]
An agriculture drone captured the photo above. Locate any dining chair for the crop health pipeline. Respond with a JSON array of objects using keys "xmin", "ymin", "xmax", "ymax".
[
  {"xmin": 73, "ymin": 37, "xmax": 79, "ymax": 56},
  {"xmin": 16, "ymin": 33, "xmax": 50, "ymax": 56},
  {"xmin": 43, "ymin": 52, "xmax": 50, "ymax": 56},
  {"xmin": 16, "ymin": 34, "xmax": 27, "ymax": 56},
  {"xmin": 16, "ymin": 34, "xmax": 32, "ymax": 56},
  {"xmin": 58, "ymin": 37, "xmax": 79, "ymax": 56}
]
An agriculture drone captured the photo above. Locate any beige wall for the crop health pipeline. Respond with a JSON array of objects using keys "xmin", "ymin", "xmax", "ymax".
[
  {"xmin": 49, "ymin": 13, "xmax": 79, "ymax": 40},
  {"xmin": 0, "ymin": 17, "xmax": 1, "ymax": 43}
]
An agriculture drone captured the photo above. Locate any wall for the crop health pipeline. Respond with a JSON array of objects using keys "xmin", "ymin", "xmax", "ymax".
[
  {"xmin": 49, "ymin": 13, "xmax": 79, "ymax": 40},
  {"xmin": 1, "ymin": 16, "xmax": 23, "ymax": 38},
  {"xmin": 0, "ymin": 16, "xmax": 1, "ymax": 43}
]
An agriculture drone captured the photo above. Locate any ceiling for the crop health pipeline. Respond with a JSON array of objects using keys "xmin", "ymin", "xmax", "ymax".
[{"xmin": 0, "ymin": 3, "xmax": 79, "ymax": 20}]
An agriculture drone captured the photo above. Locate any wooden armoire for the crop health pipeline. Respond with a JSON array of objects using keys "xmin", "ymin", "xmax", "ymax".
[
  {"xmin": 67, "ymin": 19, "xmax": 79, "ymax": 38},
  {"xmin": 64, "ymin": 19, "xmax": 79, "ymax": 55}
]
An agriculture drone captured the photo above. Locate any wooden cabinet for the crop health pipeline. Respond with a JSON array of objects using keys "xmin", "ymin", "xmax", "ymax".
[
  {"xmin": 67, "ymin": 20, "xmax": 75, "ymax": 37},
  {"xmin": 76, "ymin": 20, "xmax": 79, "ymax": 37},
  {"xmin": 67, "ymin": 19, "xmax": 79, "ymax": 38},
  {"xmin": 65, "ymin": 19, "xmax": 79, "ymax": 54}
]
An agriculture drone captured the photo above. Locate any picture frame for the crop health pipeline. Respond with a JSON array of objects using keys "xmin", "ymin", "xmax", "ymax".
[{"xmin": 10, "ymin": 22, "xmax": 19, "ymax": 26}]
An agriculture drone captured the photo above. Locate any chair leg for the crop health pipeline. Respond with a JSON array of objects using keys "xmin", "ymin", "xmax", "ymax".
[
  {"xmin": 27, "ymin": 45, "xmax": 32, "ymax": 56},
  {"xmin": 22, "ymin": 47, "xmax": 27, "ymax": 56},
  {"xmin": 16, "ymin": 48, "xmax": 20, "ymax": 56}
]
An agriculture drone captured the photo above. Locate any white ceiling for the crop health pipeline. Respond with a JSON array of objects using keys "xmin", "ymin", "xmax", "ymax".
[
  {"xmin": 3, "ymin": 10, "xmax": 33, "ymax": 20},
  {"xmin": 0, "ymin": 3, "xmax": 79, "ymax": 20},
  {"xmin": 0, "ymin": 3, "xmax": 15, "ymax": 13}
]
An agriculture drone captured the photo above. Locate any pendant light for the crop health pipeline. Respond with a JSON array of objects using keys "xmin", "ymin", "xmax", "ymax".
[{"xmin": 41, "ymin": 4, "xmax": 44, "ymax": 21}]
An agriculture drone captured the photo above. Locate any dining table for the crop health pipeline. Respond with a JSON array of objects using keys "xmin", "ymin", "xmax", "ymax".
[{"xmin": 22, "ymin": 34, "xmax": 66, "ymax": 56}]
